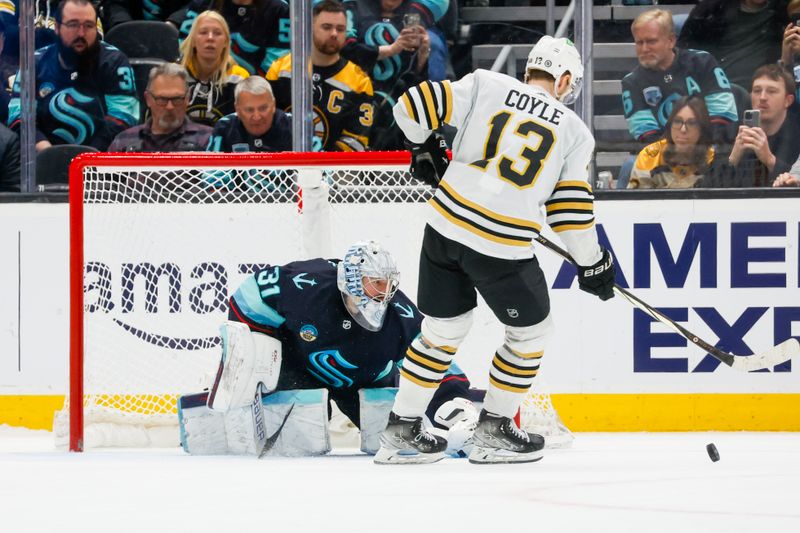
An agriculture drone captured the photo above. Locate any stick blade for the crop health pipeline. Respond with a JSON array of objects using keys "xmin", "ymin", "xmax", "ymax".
[{"xmin": 730, "ymin": 338, "xmax": 799, "ymax": 372}]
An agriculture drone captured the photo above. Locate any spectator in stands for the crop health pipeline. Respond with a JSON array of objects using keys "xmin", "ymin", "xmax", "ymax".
[
  {"xmin": 343, "ymin": 0, "xmax": 442, "ymax": 83},
  {"xmin": 0, "ymin": 19, "xmax": 12, "ymax": 125},
  {"xmin": 1, "ymin": 1, "xmax": 100, "ymax": 61},
  {"xmin": 0, "ymin": 122, "xmax": 20, "ymax": 192},
  {"xmin": 697, "ymin": 64, "xmax": 800, "ymax": 187},
  {"xmin": 207, "ymin": 76, "xmax": 291, "ymax": 153},
  {"xmin": 628, "ymin": 95, "xmax": 715, "ymax": 189},
  {"xmin": 267, "ymin": 0, "xmax": 374, "ymax": 152},
  {"xmin": 7, "ymin": 0, "xmax": 139, "ymax": 151},
  {"xmin": 205, "ymin": 76, "xmax": 291, "ymax": 191},
  {"xmin": 773, "ymin": 164, "xmax": 800, "ymax": 185},
  {"xmin": 178, "ymin": 9, "xmax": 249, "ymax": 126},
  {"xmin": 343, "ymin": 0, "xmax": 446, "ymax": 149},
  {"xmin": 170, "ymin": 0, "xmax": 290, "ymax": 76},
  {"xmin": 101, "ymin": 0, "xmax": 186, "ymax": 29},
  {"xmin": 678, "ymin": 0, "xmax": 789, "ymax": 90},
  {"xmin": 622, "ymin": 9, "xmax": 738, "ymax": 147},
  {"xmin": 108, "ymin": 63, "xmax": 212, "ymax": 152},
  {"xmin": 780, "ymin": 1, "xmax": 800, "ymax": 97}
]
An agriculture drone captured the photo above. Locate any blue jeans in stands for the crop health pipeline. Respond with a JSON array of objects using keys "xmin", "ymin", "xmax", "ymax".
[{"xmin": 427, "ymin": 27, "xmax": 448, "ymax": 81}]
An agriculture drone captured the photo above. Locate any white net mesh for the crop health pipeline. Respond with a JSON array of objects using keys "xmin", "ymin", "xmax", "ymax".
[
  {"xmin": 518, "ymin": 379, "xmax": 574, "ymax": 449},
  {"xmin": 61, "ymin": 153, "xmax": 568, "ymax": 450}
]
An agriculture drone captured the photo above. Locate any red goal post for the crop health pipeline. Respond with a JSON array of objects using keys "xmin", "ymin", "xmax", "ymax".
[
  {"xmin": 65, "ymin": 151, "xmax": 423, "ymax": 452},
  {"xmin": 64, "ymin": 151, "xmax": 571, "ymax": 452}
]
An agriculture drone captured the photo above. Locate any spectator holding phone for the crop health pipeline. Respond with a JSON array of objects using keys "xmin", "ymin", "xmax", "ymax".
[
  {"xmin": 343, "ymin": 0, "xmax": 446, "ymax": 149},
  {"xmin": 697, "ymin": 64, "xmax": 800, "ymax": 187}
]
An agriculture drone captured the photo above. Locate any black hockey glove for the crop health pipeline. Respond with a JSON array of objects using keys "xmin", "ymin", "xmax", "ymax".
[
  {"xmin": 406, "ymin": 133, "xmax": 449, "ymax": 188},
  {"xmin": 577, "ymin": 248, "xmax": 616, "ymax": 301}
]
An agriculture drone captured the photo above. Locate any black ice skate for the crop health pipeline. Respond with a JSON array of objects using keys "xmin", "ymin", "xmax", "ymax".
[
  {"xmin": 374, "ymin": 412, "xmax": 447, "ymax": 465},
  {"xmin": 468, "ymin": 409, "xmax": 545, "ymax": 464}
]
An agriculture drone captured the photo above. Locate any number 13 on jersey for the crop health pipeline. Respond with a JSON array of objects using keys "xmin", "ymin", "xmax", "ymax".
[{"xmin": 469, "ymin": 111, "xmax": 556, "ymax": 189}]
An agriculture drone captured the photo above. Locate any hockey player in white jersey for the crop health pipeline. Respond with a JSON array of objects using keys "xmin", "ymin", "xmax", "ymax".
[{"xmin": 375, "ymin": 37, "xmax": 616, "ymax": 465}]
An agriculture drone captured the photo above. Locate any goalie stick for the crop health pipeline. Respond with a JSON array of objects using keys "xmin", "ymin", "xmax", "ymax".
[{"xmin": 534, "ymin": 234, "xmax": 799, "ymax": 372}]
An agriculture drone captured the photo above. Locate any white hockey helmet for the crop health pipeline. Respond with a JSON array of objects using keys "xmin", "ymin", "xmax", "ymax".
[
  {"xmin": 525, "ymin": 36, "xmax": 584, "ymax": 105},
  {"xmin": 337, "ymin": 240, "xmax": 400, "ymax": 332}
]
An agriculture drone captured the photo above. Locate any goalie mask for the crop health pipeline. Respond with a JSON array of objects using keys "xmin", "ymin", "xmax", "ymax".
[
  {"xmin": 337, "ymin": 240, "xmax": 400, "ymax": 332},
  {"xmin": 525, "ymin": 36, "xmax": 584, "ymax": 105}
]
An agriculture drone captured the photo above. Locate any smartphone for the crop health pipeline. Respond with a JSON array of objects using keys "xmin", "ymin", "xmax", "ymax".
[
  {"xmin": 743, "ymin": 109, "xmax": 760, "ymax": 128},
  {"xmin": 403, "ymin": 13, "xmax": 421, "ymax": 28}
]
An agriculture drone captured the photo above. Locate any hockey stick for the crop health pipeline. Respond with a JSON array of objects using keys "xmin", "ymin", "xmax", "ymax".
[{"xmin": 534, "ymin": 234, "xmax": 799, "ymax": 372}]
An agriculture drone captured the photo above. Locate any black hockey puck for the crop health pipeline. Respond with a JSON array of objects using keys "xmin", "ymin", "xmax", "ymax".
[{"xmin": 706, "ymin": 443, "xmax": 720, "ymax": 462}]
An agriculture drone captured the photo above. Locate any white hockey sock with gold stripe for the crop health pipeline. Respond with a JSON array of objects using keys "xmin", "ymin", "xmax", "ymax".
[
  {"xmin": 393, "ymin": 337, "xmax": 455, "ymax": 417},
  {"xmin": 484, "ymin": 317, "xmax": 553, "ymax": 418},
  {"xmin": 392, "ymin": 313, "xmax": 472, "ymax": 418},
  {"xmin": 485, "ymin": 345, "xmax": 542, "ymax": 418}
]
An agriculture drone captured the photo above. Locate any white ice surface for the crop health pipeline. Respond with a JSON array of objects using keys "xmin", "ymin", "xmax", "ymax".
[{"xmin": 1, "ymin": 426, "xmax": 798, "ymax": 533}]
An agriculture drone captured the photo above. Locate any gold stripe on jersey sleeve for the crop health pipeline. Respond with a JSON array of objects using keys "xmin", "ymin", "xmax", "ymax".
[
  {"xmin": 552, "ymin": 221, "xmax": 596, "ymax": 232},
  {"xmin": 489, "ymin": 376, "xmax": 530, "ymax": 393},
  {"xmin": 265, "ymin": 53, "xmax": 291, "ymax": 81},
  {"xmin": 335, "ymin": 141, "xmax": 354, "ymax": 152},
  {"xmin": 400, "ymin": 93, "xmax": 416, "ymax": 123},
  {"xmin": 429, "ymin": 200, "xmax": 532, "ymax": 247},
  {"xmin": 554, "ymin": 180, "xmax": 593, "ymax": 192},
  {"xmin": 442, "ymin": 81, "xmax": 453, "ymax": 124},
  {"xmin": 347, "ymin": 130, "xmax": 369, "ymax": 144},
  {"xmin": 419, "ymin": 82, "xmax": 439, "ymax": 129},
  {"xmin": 332, "ymin": 63, "xmax": 374, "ymax": 96},
  {"xmin": 545, "ymin": 201, "xmax": 594, "ymax": 214},
  {"xmin": 439, "ymin": 181, "xmax": 541, "ymax": 230}
]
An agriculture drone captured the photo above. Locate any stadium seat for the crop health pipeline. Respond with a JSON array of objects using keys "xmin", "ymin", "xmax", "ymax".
[
  {"xmin": 36, "ymin": 144, "xmax": 99, "ymax": 191},
  {"xmin": 128, "ymin": 58, "xmax": 167, "ymax": 121},
  {"xmin": 729, "ymin": 82, "xmax": 751, "ymax": 122},
  {"xmin": 104, "ymin": 21, "xmax": 180, "ymax": 62}
]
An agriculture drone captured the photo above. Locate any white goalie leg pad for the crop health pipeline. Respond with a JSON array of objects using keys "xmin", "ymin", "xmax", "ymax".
[
  {"xmin": 179, "ymin": 391, "xmax": 267, "ymax": 455},
  {"xmin": 359, "ymin": 388, "xmax": 398, "ymax": 454},
  {"xmin": 261, "ymin": 389, "xmax": 331, "ymax": 457},
  {"xmin": 207, "ymin": 321, "xmax": 282, "ymax": 411},
  {"xmin": 179, "ymin": 392, "xmax": 233, "ymax": 455},
  {"xmin": 179, "ymin": 389, "xmax": 331, "ymax": 456},
  {"xmin": 432, "ymin": 397, "xmax": 479, "ymax": 458}
]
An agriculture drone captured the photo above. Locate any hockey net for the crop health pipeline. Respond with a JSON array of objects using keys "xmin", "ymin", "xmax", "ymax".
[{"xmin": 60, "ymin": 151, "xmax": 571, "ymax": 451}]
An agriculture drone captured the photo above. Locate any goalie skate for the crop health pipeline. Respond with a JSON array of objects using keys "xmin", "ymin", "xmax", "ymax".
[
  {"xmin": 373, "ymin": 413, "xmax": 447, "ymax": 465},
  {"xmin": 469, "ymin": 410, "xmax": 544, "ymax": 465}
]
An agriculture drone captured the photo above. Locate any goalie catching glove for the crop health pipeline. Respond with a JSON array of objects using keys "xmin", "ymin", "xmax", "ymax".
[
  {"xmin": 577, "ymin": 248, "xmax": 615, "ymax": 301},
  {"xmin": 406, "ymin": 133, "xmax": 449, "ymax": 187}
]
